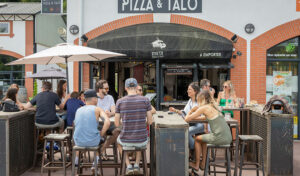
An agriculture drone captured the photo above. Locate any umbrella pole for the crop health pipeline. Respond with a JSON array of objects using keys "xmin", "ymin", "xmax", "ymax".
[{"xmin": 65, "ymin": 57, "xmax": 69, "ymax": 94}]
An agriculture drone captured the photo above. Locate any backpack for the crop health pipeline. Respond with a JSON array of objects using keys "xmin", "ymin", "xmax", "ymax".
[{"xmin": 2, "ymin": 100, "xmax": 20, "ymax": 112}]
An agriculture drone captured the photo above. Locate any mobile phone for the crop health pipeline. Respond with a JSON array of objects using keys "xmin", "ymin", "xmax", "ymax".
[
  {"xmin": 168, "ymin": 111, "xmax": 174, "ymax": 114},
  {"xmin": 158, "ymin": 115, "xmax": 164, "ymax": 118}
]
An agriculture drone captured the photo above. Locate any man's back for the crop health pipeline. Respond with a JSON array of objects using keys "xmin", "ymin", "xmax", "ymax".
[
  {"xmin": 30, "ymin": 91, "xmax": 61, "ymax": 125},
  {"xmin": 116, "ymin": 95, "xmax": 151, "ymax": 143},
  {"xmin": 73, "ymin": 105, "xmax": 101, "ymax": 147}
]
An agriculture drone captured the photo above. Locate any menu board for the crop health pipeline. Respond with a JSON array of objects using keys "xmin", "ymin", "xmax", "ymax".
[
  {"xmin": 42, "ymin": 0, "xmax": 62, "ymax": 14},
  {"xmin": 273, "ymin": 71, "xmax": 292, "ymax": 96}
]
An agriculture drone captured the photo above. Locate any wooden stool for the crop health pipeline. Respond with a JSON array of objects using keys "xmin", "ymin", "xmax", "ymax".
[
  {"xmin": 204, "ymin": 144, "xmax": 231, "ymax": 176},
  {"xmin": 101, "ymin": 140, "xmax": 119, "ymax": 176},
  {"xmin": 239, "ymin": 135, "xmax": 265, "ymax": 176},
  {"xmin": 71, "ymin": 145, "xmax": 103, "ymax": 176},
  {"xmin": 33, "ymin": 123, "xmax": 59, "ymax": 167},
  {"xmin": 41, "ymin": 134, "xmax": 71, "ymax": 176},
  {"xmin": 120, "ymin": 146, "xmax": 148, "ymax": 176}
]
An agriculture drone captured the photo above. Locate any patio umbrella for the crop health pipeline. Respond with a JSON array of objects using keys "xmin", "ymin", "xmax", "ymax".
[
  {"xmin": 26, "ymin": 67, "xmax": 66, "ymax": 79},
  {"xmin": 6, "ymin": 43, "xmax": 125, "ymax": 93}
]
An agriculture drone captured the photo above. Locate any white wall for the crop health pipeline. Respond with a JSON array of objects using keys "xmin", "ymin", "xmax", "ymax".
[
  {"xmin": 0, "ymin": 21, "xmax": 26, "ymax": 56},
  {"xmin": 67, "ymin": 0, "xmax": 300, "ymax": 43}
]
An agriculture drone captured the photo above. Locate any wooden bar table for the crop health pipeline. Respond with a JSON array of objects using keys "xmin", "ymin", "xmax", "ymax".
[
  {"xmin": 222, "ymin": 107, "xmax": 250, "ymax": 135},
  {"xmin": 150, "ymin": 111, "xmax": 189, "ymax": 176}
]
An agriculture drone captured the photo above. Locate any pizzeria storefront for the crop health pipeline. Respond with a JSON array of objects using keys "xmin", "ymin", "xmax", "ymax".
[{"xmin": 67, "ymin": 0, "xmax": 300, "ymax": 138}]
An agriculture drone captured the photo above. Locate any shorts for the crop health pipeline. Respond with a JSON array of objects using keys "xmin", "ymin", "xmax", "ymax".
[
  {"xmin": 117, "ymin": 136, "xmax": 148, "ymax": 148},
  {"xmin": 35, "ymin": 118, "xmax": 64, "ymax": 129}
]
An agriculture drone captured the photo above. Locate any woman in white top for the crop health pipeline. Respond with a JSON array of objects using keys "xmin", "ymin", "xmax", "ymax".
[{"xmin": 169, "ymin": 82, "xmax": 205, "ymax": 149}]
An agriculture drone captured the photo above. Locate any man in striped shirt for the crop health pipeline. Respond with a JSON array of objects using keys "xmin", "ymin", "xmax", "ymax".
[{"xmin": 115, "ymin": 78, "xmax": 153, "ymax": 174}]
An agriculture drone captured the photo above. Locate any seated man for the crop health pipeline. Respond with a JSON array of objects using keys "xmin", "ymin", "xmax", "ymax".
[
  {"xmin": 24, "ymin": 81, "xmax": 65, "ymax": 131},
  {"xmin": 73, "ymin": 89, "xmax": 110, "ymax": 170},
  {"xmin": 115, "ymin": 78, "xmax": 153, "ymax": 175}
]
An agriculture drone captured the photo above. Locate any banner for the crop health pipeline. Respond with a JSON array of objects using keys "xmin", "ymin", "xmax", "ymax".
[
  {"xmin": 273, "ymin": 71, "xmax": 292, "ymax": 96},
  {"xmin": 118, "ymin": 0, "xmax": 202, "ymax": 13}
]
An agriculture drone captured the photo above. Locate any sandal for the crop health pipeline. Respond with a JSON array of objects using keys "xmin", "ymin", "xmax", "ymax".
[
  {"xmin": 189, "ymin": 167, "xmax": 201, "ymax": 176},
  {"xmin": 101, "ymin": 153, "xmax": 109, "ymax": 161}
]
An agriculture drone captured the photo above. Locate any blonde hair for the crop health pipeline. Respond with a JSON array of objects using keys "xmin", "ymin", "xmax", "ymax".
[
  {"xmin": 223, "ymin": 80, "xmax": 235, "ymax": 97},
  {"xmin": 197, "ymin": 90, "xmax": 219, "ymax": 111}
]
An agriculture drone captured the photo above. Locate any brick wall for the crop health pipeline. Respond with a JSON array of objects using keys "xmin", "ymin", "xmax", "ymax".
[{"xmin": 251, "ymin": 19, "xmax": 300, "ymax": 103}]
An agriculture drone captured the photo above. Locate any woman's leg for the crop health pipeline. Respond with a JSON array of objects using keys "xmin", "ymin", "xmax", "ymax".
[
  {"xmin": 200, "ymin": 143, "xmax": 207, "ymax": 169},
  {"xmin": 189, "ymin": 135, "xmax": 204, "ymax": 170},
  {"xmin": 188, "ymin": 123, "xmax": 205, "ymax": 149}
]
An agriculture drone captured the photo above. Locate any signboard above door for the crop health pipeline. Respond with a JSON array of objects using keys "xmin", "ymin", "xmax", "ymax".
[
  {"xmin": 42, "ymin": 0, "xmax": 62, "ymax": 14},
  {"xmin": 118, "ymin": 0, "xmax": 202, "ymax": 13}
]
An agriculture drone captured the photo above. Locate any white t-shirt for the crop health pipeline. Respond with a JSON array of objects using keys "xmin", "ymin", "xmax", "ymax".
[
  {"xmin": 97, "ymin": 94, "xmax": 115, "ymax": 111},
  {"xmin": 183, "ymin": 99, "xmax": 198, "ymax": 116}
]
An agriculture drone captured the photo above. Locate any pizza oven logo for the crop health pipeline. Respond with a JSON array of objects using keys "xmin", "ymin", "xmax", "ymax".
[
  {"xmin": 152, "ymin": 38, "xmax": 166, "ymax": 49},
  {"xmin": 273, "ymin": 75, "xmax": 285, "ymax": 86}
]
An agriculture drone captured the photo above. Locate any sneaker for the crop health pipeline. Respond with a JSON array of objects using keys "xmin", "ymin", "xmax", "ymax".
[
  {"xmin": 53, "ymin": 142, "xmax": 60, "ymax": 150},
  {"xmin": 75, "ymin": 156, "xmax": 78, "ymax": 167},
  {"xmin": 45, "ymin": 142, "xmax": 50, "ymax": 150},
  {"xmin": 133, "ymin": 164, "xmax": 140, "ymax": 174},
  {"xmin": 126, "ymin": 167, "xmax": 134, "ymax": 175}
]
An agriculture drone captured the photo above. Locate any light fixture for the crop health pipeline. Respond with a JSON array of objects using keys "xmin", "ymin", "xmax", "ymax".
[
  {"xmin": 69, "ymin": 25, "xmax": 79, "ymax": 35},
  {"xmin": 231, "ymin": 34, "xmax": 238, "ymax": 43},
  {"xmin": 237, "ymin": 51, "xmax": 242, "ymax": 56},
  {"xmin": 81, "ymin": 34, "xmax": 88, "ymax": 43},
  {"xmin": 232, "ymin": 55, "xmax": 237, "ymax": 59},
  {"xmin": 245, "ymin": 23, "xmax": 255, "ymax": 34}
]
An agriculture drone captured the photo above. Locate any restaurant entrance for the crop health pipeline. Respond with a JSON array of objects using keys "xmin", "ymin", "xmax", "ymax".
[{"xmin": 87, "ymin": 23, "xmax": 234, "ymax": 110}]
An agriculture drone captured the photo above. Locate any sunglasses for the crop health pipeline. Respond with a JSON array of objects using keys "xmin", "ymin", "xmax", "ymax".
[
  {"xmin": 137, "ymin": 89, "xmax": 143, "ymax": 92},
  {"xmin": 104, "ymin": 88, "xmax": 109, "ymax": 90},
  {"xmin": 223, "ymin": 86, "xmax": 228, "ymax": 88}
]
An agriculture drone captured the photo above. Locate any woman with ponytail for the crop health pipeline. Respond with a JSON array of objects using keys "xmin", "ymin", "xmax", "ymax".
[{"xmin": 185, "ymin": 90, "xmax": 232, "ymax": 173}]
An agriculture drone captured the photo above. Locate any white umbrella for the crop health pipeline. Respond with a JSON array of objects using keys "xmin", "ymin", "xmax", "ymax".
[
  {"xmin": 26, "ymin": 67, "xmax": 66, "ymax": 79},
  {"xmin": 6, "ymin": 43, "xmax": 125, "ymax": 93}
]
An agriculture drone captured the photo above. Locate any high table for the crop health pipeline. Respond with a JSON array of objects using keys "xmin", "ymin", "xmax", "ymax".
[
  {"xmin": 0, "ymin": 110, "xmax": 35, "ymax": 176},
  {"xmin": 151, "ymin": 111, "xmax": 189, "ymax": 176},
  {"xmin": 222, "ymin": 107, "xmax": 250, "ymax": 135}
]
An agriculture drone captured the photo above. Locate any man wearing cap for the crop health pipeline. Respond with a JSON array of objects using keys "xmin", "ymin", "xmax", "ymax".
[
  {"xmin": 73, "ymin": 89, "xmax": 110, "ymax": 170},
  {"xmin": 115, "ymin": 78, "xmax": 153, "ymax": 174}
]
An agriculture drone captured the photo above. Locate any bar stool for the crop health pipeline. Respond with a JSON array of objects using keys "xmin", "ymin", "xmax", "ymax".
[
  {"xmin": 120, "ymin": 146, "xmax": 148, "ymax": 176},
  {"xmin": 204, "ymin": 144, "xmax": 231, "ymax": 176},
  {"xmin": 33, "ymin": 123, "xmax": 60, "ymax": 167},
  {"xmin": 101, "ymin": 141, "xmax": 119, "ymax": 176},
  {"xmin": 239, "ymin": 135, "xmax": 265, "ymax": 176},
  {"xmin": 71, "ymin": 145, "xmax": 103, "ymax": 176},
  {"xmin": 41, "ymin": 134, "xmax": 71, "ymax": 176}
]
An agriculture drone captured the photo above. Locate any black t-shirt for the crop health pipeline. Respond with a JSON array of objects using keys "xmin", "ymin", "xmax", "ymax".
[{"xmin": 30, "ymin": 91, "xmax": 61, "ymax": 125}]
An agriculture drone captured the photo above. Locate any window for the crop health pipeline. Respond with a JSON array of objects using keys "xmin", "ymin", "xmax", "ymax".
[{"xmin": 0, "ymin": 22, "xmax": 9, "ymax": 34}]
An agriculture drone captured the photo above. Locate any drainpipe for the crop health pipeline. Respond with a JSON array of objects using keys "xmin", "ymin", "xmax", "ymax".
[
  {"xmin": 246, "ymin": 40, "xmax": 250, "ymax": 104},
  {"xmin": 78, "ymin": 0, "xmax": 83, "ymax": 91}
]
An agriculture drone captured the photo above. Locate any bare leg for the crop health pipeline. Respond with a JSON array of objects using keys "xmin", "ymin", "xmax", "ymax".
[
  {"xmin": 125, "ymin": 153, "xmax": 131, "ymax": 166},
  {"xmin": 101, "ymin": 128, "xmax": 120, "ymax": 154},
  {"xmin": 135, "ymin": 151, "xmax": 141, "ymax": 165},
  {"xmin": 200, "ymin": 143, "xmax": 207, "ymax": 170},
  {"xmin": 189, "ymin": 135, "xmax": 204, "ymax": 170}
]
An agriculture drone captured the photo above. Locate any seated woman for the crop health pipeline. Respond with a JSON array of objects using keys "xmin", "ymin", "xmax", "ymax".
[
  {"xmin": 185, "ymin": 90, "xmax": 232, "ymax": 174},
  {"xmin": 217, "ymin": 80, "xmax": 237, "ymax": 118},
  {"xmin": 9, "ymin": 84, "xmax": 24, "ymax": 110},
  {"xmin": 2, "ymin": 88, "xmax": 23, "ymax": 111}
]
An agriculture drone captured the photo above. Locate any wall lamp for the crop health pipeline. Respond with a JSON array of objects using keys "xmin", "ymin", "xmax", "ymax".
[
  {"xmin": 231, "ymin": 34, "xmax": 238, "ymax": 43},
  {"xmin": 81, "ymin": 34, "xmax": 88, "ymax": 43}
]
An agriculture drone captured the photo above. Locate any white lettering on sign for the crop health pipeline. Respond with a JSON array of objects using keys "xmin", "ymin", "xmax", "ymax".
[
  {"xmin": 200, "ymin": 52, "xmax": 222, "ymax": 57},
  {"xmin": 120, "ymin": 0, "xmax": 202, "ymax": 13}
]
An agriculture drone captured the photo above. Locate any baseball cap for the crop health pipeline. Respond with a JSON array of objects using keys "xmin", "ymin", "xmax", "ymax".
[
  {"xmin": 84, "ymin": 89, "xmax": 99, "ymax": 98},
  {"xmin": 125, "ymin": 78, "xmax": 138, "ymax": 88}
]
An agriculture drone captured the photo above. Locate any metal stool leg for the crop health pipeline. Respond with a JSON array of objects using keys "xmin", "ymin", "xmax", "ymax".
[
  {"xmin": 71, "ymin": 149, "xmax": 76, "ymax": 176},
  {"xmin": 239, "ymin": 141, "xmax": 246, "ymax": 176},
  {"xmin": 94, "ymin": 151, "xmax": 98, "ymax": 176},
  {"xmin": 204, "ymin": 147, "xmax": 210, "ymax": 176},
  {"xmin": 120, "ymin": 150, "xmax": 126, "ymax": 176},
  {"xmin": 226, "ymin": 148, "xmax": 231, "ymax": 176},
  {"xmin": 113, "ymin": 143, "xmax": 118, "ymax": 176},
  {"xmin": 33, "ymin": 128, "xmax": 39, "ymax": 167},
  {"xmin": 255, "ymin": 142, "xmax": 259, "ymax": 176},
  {"xmin": 41, "ymin": 139, "xmax": 47, "ymax": 175},
  {"xmin": 60, "ymin": 141, "xmax": 66, "ymax": 176},
  {"xmin": 142, "ymin": 150, "xmax": 148, "ymax": 176}
]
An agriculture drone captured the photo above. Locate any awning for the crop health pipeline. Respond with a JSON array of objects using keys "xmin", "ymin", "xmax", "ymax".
[
  {"xmin": 88, "ymin": 23, "xmax": 233, "ymax": 60},
  {"xmin": 199, "ymin": 62, "xmax": 234, "ymax": 69}
]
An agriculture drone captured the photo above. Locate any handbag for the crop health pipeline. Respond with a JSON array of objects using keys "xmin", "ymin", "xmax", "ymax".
[{"xmin": 2, "ymin": 100, "xmax": 20, "ymax": 112}]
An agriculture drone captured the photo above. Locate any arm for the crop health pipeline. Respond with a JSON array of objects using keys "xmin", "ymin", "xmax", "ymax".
[
  {"xmin": 188, "ymin": 106, "xmax": 199, "ymax": 116},
  {"xmin": 59, "ymin": 94, "xmax": 70, "ymax": 109},
  {"xmin": 114, "ymin": 113, "xmax": 121, "ymax": 128},
  {"xmin": 23, "ymin": 102, "xmax": 33, "ymax": 110},
  {"xmin": 16, "ymin": 99, "xmax": 24, "ymax": 110},
  {"xmin": 185, "ymin": 106, "xmax": 206, "ymax": 122},
  {"xmin": 96, "ymin": 107, "xmax": 110, "ymax": 137},
  {"xmin": 106, "ymin": 105, "xmax": 116, "ymax": 117},
  {"xmin": 150, "ymin": 105, "xmax": 156, "ymax": 114},
  {"xmin": 169, "ymin": 107, "xmax": 183, "ymax": 115},
  {"xmin": 146, "ymin": 110, "xmax": 153, "ymax": 125}
]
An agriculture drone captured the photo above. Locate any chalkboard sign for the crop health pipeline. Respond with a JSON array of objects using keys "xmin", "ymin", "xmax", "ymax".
[
  {"xmin": 42, "ymin": 0, "xmax": 62, "ymax": 14},
  {"xmin": 166, "ymin": 68, "xmax": 192, "ymax": 75}
]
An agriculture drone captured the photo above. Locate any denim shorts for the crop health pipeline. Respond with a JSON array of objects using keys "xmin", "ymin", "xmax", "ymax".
[{"xmin": 117, "ymin": 136, "xmax": 148, "ymax": 148}]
